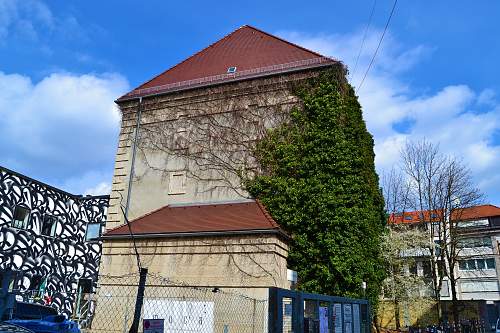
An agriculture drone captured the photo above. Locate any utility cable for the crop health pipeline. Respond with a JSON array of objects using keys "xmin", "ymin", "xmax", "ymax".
[
  {"xmin": 351, "ymin": 0, "xmax": 377, "ymax": 81},
  {"xmin": 356, "ymin": 0, "xmax": 398, "ymax": 93}
]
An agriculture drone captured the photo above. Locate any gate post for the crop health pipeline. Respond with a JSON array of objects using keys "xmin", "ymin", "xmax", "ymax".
[{"xmin": 268, "ymin": 287, "xmax": 281, "ymax": 333}]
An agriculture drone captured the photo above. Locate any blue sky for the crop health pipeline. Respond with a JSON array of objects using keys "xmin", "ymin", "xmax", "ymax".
[{"xmin": 1, "ymin": 0, "xmax": 499, "ymax": 205}]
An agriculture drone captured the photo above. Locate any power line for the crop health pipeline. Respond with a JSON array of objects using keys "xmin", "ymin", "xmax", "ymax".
[
  {"xmin": 351, "ymin": 0, "xmax": 377, "ymax": 81},
  {"xmin": 356, "ymin": 0, "xmax": 398, "ymax": 94}
]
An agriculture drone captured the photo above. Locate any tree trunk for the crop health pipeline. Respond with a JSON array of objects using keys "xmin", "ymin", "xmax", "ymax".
[
  {"xmin": 373, "ymin": 313, "xmax": 381, "ymax": 333},
  {"xmin": 450, "ymin": 279, "xmax": 460, "ymax": 324},
  {"xmin": 395, "ymin": 298, "xmax": 401, "ymax": 330}
]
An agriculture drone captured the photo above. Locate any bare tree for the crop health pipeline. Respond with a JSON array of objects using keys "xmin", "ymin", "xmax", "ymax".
[
  {"xmin": 398, "ymin": 140, "xmax": 483, "ymax": 323},
  {"xmin": 380, "ymin": 168, "xmax": 430, "ymax": 330},
  {"xmin": 400, "ymin": 140, "xmax": 446, "ymax": 320}
]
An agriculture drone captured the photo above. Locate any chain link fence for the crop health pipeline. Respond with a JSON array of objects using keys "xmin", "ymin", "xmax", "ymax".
[{"xmin": 76, "ymin": 272, "xmax": 268, "ymax": 333}]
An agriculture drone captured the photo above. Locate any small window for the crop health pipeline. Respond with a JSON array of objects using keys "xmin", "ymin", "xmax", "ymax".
[
  {"xmin": 482, "ymin": 237, "xmax": 492, "ymax": 247},
  {"xmin": 459, "ymin": 261, "xmax": 467, "ymax": 271},
  {"xmin": 41, "ymin": 216, "xmax": 57, "ymax": 237},
  {"xmin": 486, "ymin": 258, "xmax": 496, "ymax": 269},
  {"xmin": 85, "ymin": 223, "xmax": 101, "ymax": 241},
  {"xmin": 404, "ymin": 215, "xmax": 412, "ymax": 221},
  {"xmin": 466, "ymin": 259, "xmax": 477, "ymax": 270},
  {"xmin": 168, "ymin": 171, "xmax": 186, "ymax": 195},
  {"xmin": 227, "ymin": 66, "xmax": 237, "ymax": 74},
  {"xmin": 409, "ymin": 263, "xmax": 418, "ymax": 276},
  {"xmin": 477, "ymin": 259, "xmax": 486, "ymax": 270},
  {"xmin": 11, "ymin": 206, "xmax": 30, "ymax": 229}
]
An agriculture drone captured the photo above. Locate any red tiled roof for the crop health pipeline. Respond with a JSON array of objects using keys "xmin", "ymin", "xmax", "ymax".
[
  {"xmin": 104, "ymin": 200, "xmax": 282, "ymax": 237},
  {"xmin": 389, "ymin": 204, "xmax": 500, "ymax": 224},
  {"xmin": 118, "ymin": 25, "xmax": 336, "ymax": 101}
]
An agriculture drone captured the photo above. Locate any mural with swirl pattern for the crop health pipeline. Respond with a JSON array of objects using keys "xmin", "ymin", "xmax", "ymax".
[{"xmin": 0, "ymin": 165, "xmax": 109, "ymax": 317}]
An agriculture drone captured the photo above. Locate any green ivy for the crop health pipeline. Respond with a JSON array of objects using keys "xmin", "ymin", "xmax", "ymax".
[{"xmin": 245, "ymin": 65, "xmax": 386, "ymax": 305}]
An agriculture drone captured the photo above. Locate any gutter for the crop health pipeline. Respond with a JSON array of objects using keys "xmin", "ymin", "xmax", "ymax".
[{"xmin": 101, "ymin": 228, "xmax": 290, "ymax": 241}]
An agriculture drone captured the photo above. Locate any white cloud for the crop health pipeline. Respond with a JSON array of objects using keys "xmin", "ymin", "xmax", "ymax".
[
  {"xmin": 280, "ymin": 29, "xmax": 500, "ymax": 205},
  {"xmin": 84, "ymin": 182, "xmax": 112, "ymax": 196},
  {"xmin": 0, "ymin": 0, "xmax": 53, "ymax": 41},
  {"xmin": 0, "ymin": 70, "xmax": 129, "ymax": 195}
]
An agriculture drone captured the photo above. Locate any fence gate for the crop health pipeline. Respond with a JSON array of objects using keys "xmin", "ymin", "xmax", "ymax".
[{"xmin": 268, "ymin": 287, "xmax": 370, "ymax": 333}]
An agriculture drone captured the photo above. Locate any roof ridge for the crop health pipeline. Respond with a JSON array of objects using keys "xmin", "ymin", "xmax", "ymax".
[
  {"xmin": 243, "ymin": 24, "xmax": 329, "ymax": 59},
  {"xmin": 130, "ymin": 204, "xmax": 170, "ymax": 222},
  {"xmin": 104, "ymin": 205, "xmax": 169, "ymax": 233},
  {"xmin": 255, "ymin": 199, "xmax": 280, "ymax": 229},
  {"xmin": 131, "ymin": 26, "xmax": 248, "ymax": 94}
]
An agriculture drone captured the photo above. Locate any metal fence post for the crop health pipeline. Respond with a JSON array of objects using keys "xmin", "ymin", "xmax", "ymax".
[{"xmin": 129, "ymin": 267, "xmax": 148, "ymax": 333}]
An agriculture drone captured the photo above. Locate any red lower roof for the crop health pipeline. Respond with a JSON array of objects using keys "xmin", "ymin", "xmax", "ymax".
[
  {"xmin": 104, "ymin": 200, "xmax": 282, "ymax": 237},
  {"xmin": 389, "ymin": 204, "xmax": 500, "ymax": 224}
]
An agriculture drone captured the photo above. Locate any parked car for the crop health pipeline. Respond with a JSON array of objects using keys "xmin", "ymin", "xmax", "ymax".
[
  {"xmin": 0, "ymin": 321, "xmax": 35, "ymax": 333},
  {"xmin": 4, "ymin": 302, "xmax": 80, "ymax": 333}
]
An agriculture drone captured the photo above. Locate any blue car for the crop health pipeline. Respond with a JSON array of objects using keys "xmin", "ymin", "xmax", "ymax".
[{"xmin": 5, "ymin": 302, "xmax": 80, "ymax": 333}]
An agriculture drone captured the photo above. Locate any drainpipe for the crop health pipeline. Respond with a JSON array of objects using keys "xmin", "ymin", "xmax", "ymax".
[{"xmin": 124, "ymin": 97, "xmax": 143, "ymax": 219}]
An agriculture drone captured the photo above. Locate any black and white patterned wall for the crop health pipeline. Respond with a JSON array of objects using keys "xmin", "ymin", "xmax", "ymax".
[{"xmin": 0, "ymin": 167, "xmax": 109, "ymax": 316}]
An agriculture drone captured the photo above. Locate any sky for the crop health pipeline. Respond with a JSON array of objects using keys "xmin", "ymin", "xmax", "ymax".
[{"xmin": 0, "ymin": 0, "xmax": 499, "ymax": 205}]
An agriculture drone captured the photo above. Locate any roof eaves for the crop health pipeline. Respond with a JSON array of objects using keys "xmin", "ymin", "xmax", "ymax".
[
  {"xmin": 102, "ymin": 228, "xmax": 287, "ymax": 240},
  {"xmin": 116, "ymin": 59, "xmax": 336, "ymax": 102}
]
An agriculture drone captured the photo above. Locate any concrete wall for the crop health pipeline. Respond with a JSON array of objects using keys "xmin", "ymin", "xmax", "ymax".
[{"xmin": 99, "ymin": 233, "xmax": 290, "ymax": 299}]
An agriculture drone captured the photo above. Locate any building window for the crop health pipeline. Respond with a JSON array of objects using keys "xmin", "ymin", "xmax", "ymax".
[
  {"xmin": 459, "ymin": 258, "xmax": 496, "ymax": 271},
  {"xmin": 11, "ymin": 206, "xmax": 30, "ymax": 229},
  {"xmin": 461, "ymin": 281, "xmax": 499, "ymax": 293},
  {"xmin": 409, "ymin": 263, "xmax": 418, "ymax": 276},
  {"xmin": 458, "ymin": 237, "xmax": 492, "ymax": 248},
  {"xmin": 168, "ymin": 171, "xmax": 186, "ymax": 195},
  {"xmin": 85, "ymin": 223, "xmax": 101, "ymax": 241},
  {"xmin": 41, "ymin": 216, "xmax": 57, "ymax": 237},
  {"xmin": 458, "ymin": 219, "xmax": 489, "ymax": 228}
]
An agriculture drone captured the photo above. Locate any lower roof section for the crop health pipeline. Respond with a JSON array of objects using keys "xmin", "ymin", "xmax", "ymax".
[{"xmin": 103, "ymin": 200, "xmax": 286, "ymax": 239}]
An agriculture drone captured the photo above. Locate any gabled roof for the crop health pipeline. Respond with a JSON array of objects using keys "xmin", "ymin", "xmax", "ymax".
[
  {"xmin": 103, "ymin": 200, "xmax": 284, "ymax": 238},
  {"xmin": 389, "ymin": 204, "xmax": 500, "ymax": 224},
  {"xmin": 117, "ymin": 25, "xmax": 336, "ymax": 101}
]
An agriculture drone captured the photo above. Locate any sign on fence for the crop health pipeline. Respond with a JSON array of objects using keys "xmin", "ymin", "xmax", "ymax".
[
  {"xmin": 143, "ymin": 299, "xmax": 214, "ymax": 333},
  {"xmin": 144, "ymin": 319, "xmax": 164, "ymax": 333}
]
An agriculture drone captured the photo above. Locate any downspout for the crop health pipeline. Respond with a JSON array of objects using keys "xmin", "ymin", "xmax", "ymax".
[{"xmin": 124, "ymin": 97, "xmax": 143, "ymax": 219}]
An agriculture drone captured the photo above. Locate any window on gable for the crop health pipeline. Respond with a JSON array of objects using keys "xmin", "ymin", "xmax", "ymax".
[
  {"xmin": 85, "ymin": 223, "xmax": 101, "ymax": 241},
  {"xmin": 168, "ymin": 171, "xmax": 186, "ymax": 195},
  {"xmin": 41, "ymin": 215, "xmax": 58, "ymax": 237},
  {"xmin": 173, "ymin": 127, "xmax": 188, "ymax": 150},
  {"xmin": 11, "ymin": 206, "xmax": 30, "ymax": 229}
]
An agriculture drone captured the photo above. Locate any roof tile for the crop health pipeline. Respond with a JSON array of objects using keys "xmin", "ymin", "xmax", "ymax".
[
  {"xmin": 104, "ymin": 200, "xmax": 282, "ymax": 236},
  {"xmin": 118, "ymin": 25, "xmax": 336, "ymax": 100}
]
